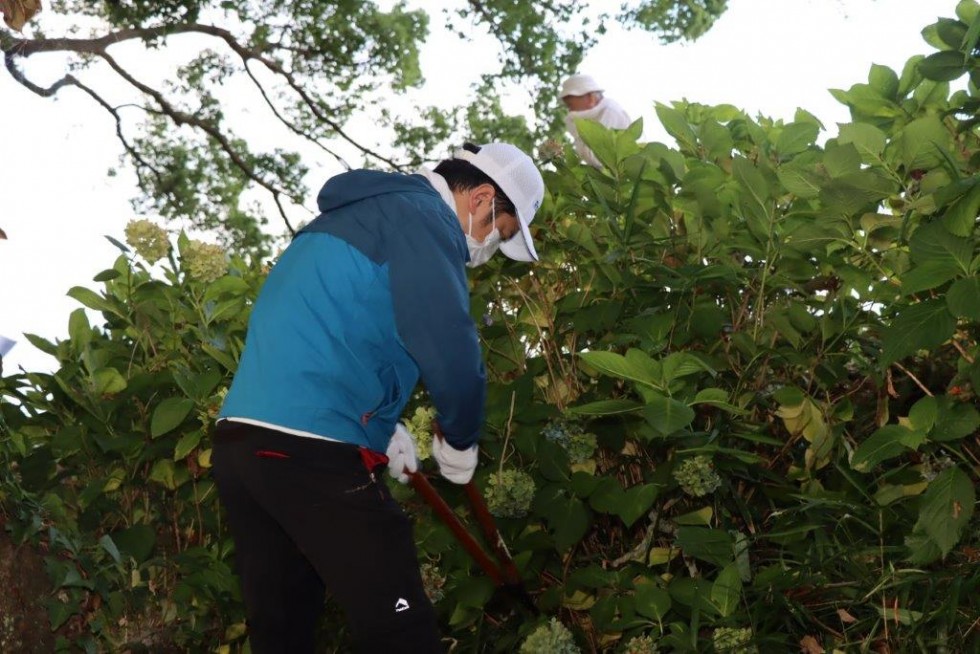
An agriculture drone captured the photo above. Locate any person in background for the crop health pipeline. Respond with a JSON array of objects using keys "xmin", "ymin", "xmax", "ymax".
[
  {"xmin": 211, "ymin": 142, "xmax": 545, "ymax": 653},
  {"xmin": 560, "ymin": 73, "xmax": 632, "ymax": 168}
]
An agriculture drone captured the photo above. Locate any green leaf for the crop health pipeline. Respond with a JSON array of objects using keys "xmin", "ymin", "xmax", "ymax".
[
  {"xmin": 906, "ymin": 530, "xmax": 944, "ymax": 564},
  {"xmin": 454, "ymin": 575, "xmax": 496, "ymax": 609},
  {"xmin": 537, "ymin": 439, "xmax": 571, "ymax": 482},
  {"xmin": 894, "ymin": 116, "xmax": 953, "ymax": 170},
  {"xmin": 733, "ymin": 156, "xmax": 770, "ymax": 206},
  {"xmin": 577, "ymin": 119, "xmax": 641, "ymax": 169},
  {"xmin": 174, "ymin": 429, "xmax": 203, "ymax": 460},
  {"xmin": 23, "ymin": 332, "xmax": 58, "ymax": 356},
  {"xmin": 661, "ymin": 352, "xmax": 714, "ymax": 382},
  {"xmin": 173, "ymin": 368, "xmax": 224, "ymax": 401},
  {"xmin": 625, "ymin": 348, "xmax": 663, "ymax": 384},
  {"xmin": 880, "ymin": 299, "xmax": 956, "ymax": 365},
  {"xmin": 588, "ymin": 478, "xmax": 624, "ymax": 515},
  {"xmin": 910, "ymin": 221, "xmax": 972, "ymax": 272},
  {"xmin": 151, "ymin": 397, "xmax": 196, "ymax": 438},
  {"xmin": 851, "ymin": 425, "xmax": 923, "ymax": 472},
  {"xmin": 655, "ymin": 103, "xmax": 697, "ymax": 152},
  {"xmin": 202, "ymin": 343, "xmax": 238, "ymax": 372},
  {"xmin": 111, "ymin": 524, "xmax": 156, "ymax": 562},
  {"xmin": 634, "ymin": 581, "xmax": 671, "ymax": 621},
  {"xmin": 674, "ymin": 506, "xmax": 713, "ymax": 526},
  {"xmin": 773, "ymin": 386, "xmax": 805, "ymax": 405},
  {"xmin": 908, "ymin": 396, "xmax": 938, "ymax": 433},
  {"xmin": 99, "ymin": 534, "xmax": 122, "ymax": 565},
  {"xmin": 67, "ymin": 286, "xmax": 124, "ymax": 318},
  {"xmin": 104, "ymin": 234, "xmax": 131, "ymax": 253},
  {"xmin": 823, "ymin": 141, "xmax": 861, "ymax": 177},
  {"xmin": 618, "ymin": 484, "xmax": 659, "ymax": 528},
  {"xmin": 92, "ymin": 368, "xmax": 127, "ymax": 396},
  {"xmin": 550, "ymin": 496, "xmax": 591, "ymax": 552},
  {"xmin": 699, "ymin": 119, "xmax": 734, "ymax": 161},
  {"xmin": 776, "ymin": 163, "xmax": 823, "ymax": 198},
  {"xmin": 674, "ymin": 527, "xmax": 733, "ymax": 566},
  {"xmin": 874, "ymin": 481, "xmax": 928, "ymax": 506},
  {"xmin": 580, "ymin": 350, "xmax": 659, "ymax": 387},
  {"xmin": 567, "ymin": 399, "xmax": 642, "ymax": 416},
  {"xmin": 67, "ymin": 309, "xmax": 91, "ymax": 350},
  {"xmin": 93, "ymin": 268, "xmax": 121, "ymax": 282},
  {"xmin": 643, "ymin": 393, "xmax": 695, "ymax": 436},
  {"xmin": 692, "ymin": 388, "xmax": 745, "ymax": 414},
  {"xmin": 869, "ymin": 63, "xmax": 900, "ymax": 99},
  {"xmin": 775, "ymin": 122, "xmax": 819, "ymax": 156},
  {"xmin": 820, "ymin": 169, "xmax": 896, "ymax": 214},
  {"xmin": 957, "ymin": 0, "xmax": 980, "ymax": 24},
  {"xmin": 569, "ymin": 472, "xmax": 602, "ymax": 498},
  {"xmin": 898, "ymin": 55, "xmax": 925, "ymax": 95},
  {"xmin": 838, "ymin": 122, "xmax": 887, "ymax": 161},
  {"xmin": 942, "ymin": 179, "xmax": 980, "ymax": 236},
  {"xmin": 901, "ymin": 262, "xmax": 964, "ymax": 296},
  {"xmin": 667, "ymin": 577, "xmax": 716, "ymax": 615},
  {"xmin": 932, "ymin": 399, "xmax": 980, "ymax": 441},
  {"xmin": 947, "ymin": 277, "xmax": 980, "ymax": 320},
  {"xmin": 914, "ymin": 467, "xmax": 975, "ymax": 556},
  {"xmin": 936, "ymin": 17, "xmax": 969, "ymax": 48},
  {"xmin": 918, "ymin": 51, "xmax": 967, "ymax": 82},
  {"xmin": 149, "ymin": 459, "xmax": 177, "ymax": 490},
  {"xmin": 710, "ymin": 564, "xmax": 742, "ymax": 618},
  {"xmin": 204, "ymin": 275, "xmax": 251, "ymax": 301},
  {"xmin": 46, "ymin": 598, "xmax": 80, "ymax": 631}
]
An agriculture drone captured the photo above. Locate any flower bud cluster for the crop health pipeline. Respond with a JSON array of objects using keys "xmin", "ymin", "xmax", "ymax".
[
  {"xmin": 520, "ymin": 618, "xmax": 580, "ymax": 654},
  {"xmin": 419, "ymin": 562, "xmax": 446, "ymax": 604},
  {"xmin": 183, "ymin": 240, "xmax": 227, "ymax": 283},
  {"xmin": 124, "ymin": 219, "xmax": 170, "ymax": 264},
  {"xmin": 623, "ymin": 634, "xmax": 659, "ymax": 654},
  {"xmin": 485, "ymin": 469, "xmax": 536, "ymax": 519},
  {"xmin": 712, "ymin": 627, "xmax": 755, "ymax": 653},
  {"xmin": 674, "ymin": 455, "xmax": 722, "ymax": 497},
  {"xmin": 543, "ymin": 420, "xmax": 597, "ymax": 464},
  {"xmin": 406, "ymin": 406, "xmax": 437, "ymax": 460}
]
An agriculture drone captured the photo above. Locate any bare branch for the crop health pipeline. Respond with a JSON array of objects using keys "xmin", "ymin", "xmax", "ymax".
[{"xmin": 2, "ymin": 23, "xmax": 405, "ymax": 168}]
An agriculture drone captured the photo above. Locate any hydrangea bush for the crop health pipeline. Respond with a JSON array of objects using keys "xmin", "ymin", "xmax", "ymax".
[{"xmin": 3, "ymin": 8, "xmax": 980, "ymax": 650}]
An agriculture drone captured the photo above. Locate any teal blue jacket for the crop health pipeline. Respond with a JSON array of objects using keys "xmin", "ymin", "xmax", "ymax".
[{"xmin": 219, "ymin": 170, "xmax": 485, "ymax": 452}]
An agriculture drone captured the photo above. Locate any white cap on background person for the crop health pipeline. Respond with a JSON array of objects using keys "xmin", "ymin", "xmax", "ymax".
[{"xmin": 561, "ymin": 74, "xmax": 603, "ymax": 98}]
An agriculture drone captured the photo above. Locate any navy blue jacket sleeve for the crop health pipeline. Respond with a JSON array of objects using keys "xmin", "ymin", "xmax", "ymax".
[{"xmin": 384, "ymin": 195, "xmax": 486, "ymax": 449}]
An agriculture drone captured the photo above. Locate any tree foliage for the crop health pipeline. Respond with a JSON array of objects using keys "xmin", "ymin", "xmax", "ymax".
[
  {"xmin": 1, "ymin": 0, "xmax": 726, "ymax": 250},
  {"xmin": 2, "ymin": 1, "xmax": 980, "ymax": 652}
]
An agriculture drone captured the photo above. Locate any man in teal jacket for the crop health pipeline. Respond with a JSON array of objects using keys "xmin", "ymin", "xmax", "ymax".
[{"xmin": 212, "ymin": 142, "xmax": 544, "ymax": 653}]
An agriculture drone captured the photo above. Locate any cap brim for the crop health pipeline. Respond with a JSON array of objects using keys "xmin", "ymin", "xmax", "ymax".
[{"xmin": 499, "ymin": 211, "xmax": 537, "ymax": 262}]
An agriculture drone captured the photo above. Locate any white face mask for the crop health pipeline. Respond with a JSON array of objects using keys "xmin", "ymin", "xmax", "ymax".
[{"xmin": 465, "ymin": 198, "xmax": 501, "ymax": 268}]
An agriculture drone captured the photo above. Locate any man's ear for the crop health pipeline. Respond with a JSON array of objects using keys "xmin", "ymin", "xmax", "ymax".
[{"xmin": 467, "ymin": 183, "xmax": 496, "ymax": 213}]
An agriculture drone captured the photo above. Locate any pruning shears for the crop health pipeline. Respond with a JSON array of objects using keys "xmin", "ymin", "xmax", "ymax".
[{"xmin": 407, "ymin": 433, "xmax": 538, "ymax": 616}]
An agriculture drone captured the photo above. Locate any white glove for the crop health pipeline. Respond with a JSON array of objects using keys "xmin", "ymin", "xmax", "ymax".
[
  {"xmin": 386, "ymin": 423, "xmax": 418, "ymax": 484},
  {"xmin": 431, "ymin": 435, "xmax": 479, "ymax": 484}
]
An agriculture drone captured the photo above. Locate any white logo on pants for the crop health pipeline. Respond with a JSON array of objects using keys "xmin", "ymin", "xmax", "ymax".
[{"xmin": 394, "ymin": 598, "xmax": 410, "ymax": 612}]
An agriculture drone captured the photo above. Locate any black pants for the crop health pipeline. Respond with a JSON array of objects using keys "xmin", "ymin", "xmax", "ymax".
[{"xmin": 211, "ymin": 421, "xmax": 442, "ymax": 654}]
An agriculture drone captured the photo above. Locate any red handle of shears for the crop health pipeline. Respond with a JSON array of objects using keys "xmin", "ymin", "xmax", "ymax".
[{"xmin": 408, "ymin": 470, "xmax": 504, "ymax": 586}]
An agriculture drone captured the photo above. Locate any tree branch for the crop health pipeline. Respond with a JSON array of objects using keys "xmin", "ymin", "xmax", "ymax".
[{"xmin": 2, "ymin": 23, "xmax": 406, "ymax": 169}]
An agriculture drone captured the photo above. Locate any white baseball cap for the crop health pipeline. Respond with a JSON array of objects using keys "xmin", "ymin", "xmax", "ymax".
[
  {"xmin": 453, "ymin": 143, "xmax": 544, "ymax": 262},
  {"xmin": 561, "ymin": 74, "xmax": 603, "ymax": 98}
]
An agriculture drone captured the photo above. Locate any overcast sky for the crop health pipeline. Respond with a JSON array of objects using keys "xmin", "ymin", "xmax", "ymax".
[{"xmin": 0, "ymin": 0, "xmax": 960, "ymax": 374}]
